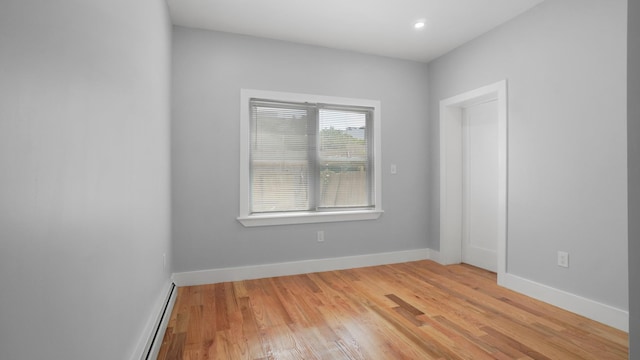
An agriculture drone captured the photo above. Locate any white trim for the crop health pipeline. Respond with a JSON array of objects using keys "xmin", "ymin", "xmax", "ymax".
[
  {"xmin": 238, "ymin": 209, "xmax": 383, "ymax": 227},
  {"xmin": 239, "ymin": 89, "xmax": 383, "ymax": 227},
  {"xmin": 502, "ymin": 273, "xmax": 629, "ymax": 332},
  {"xmin": 129, "ymin": 281, "xmax": 177, "ymax": 360},
  {"xmin": 439, "ymin": 80, "xmax": 508, "ymax": 284},
  {"xmin": 172, "ymin": 248, "xmax": 430, "ymax": 286},
  {"xmin": 428, "ymin": 249, "xmax": 444, "ymax": 264}
]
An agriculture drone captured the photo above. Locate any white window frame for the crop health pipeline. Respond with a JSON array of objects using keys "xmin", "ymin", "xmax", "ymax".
[{"xmin": 238, "ymin": 89, "xmax": 383, "ymax": 227}]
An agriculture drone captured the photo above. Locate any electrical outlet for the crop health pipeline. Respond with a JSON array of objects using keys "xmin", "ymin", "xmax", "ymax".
[
  {"xmin": 390, "ymin": 164, "xmax": 397, "ymax": 175},
  {"xmin": 557, "ymin": 251, "xmax": 569, "ymax": 268},
  {"xmin": 317, "ymin": 231, "xmax": 325, "ymax": 242}
]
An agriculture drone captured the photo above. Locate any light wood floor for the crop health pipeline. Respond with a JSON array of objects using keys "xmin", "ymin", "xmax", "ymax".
[{"xmin": 158, "ymin": 260, "xmax": 628, "ymax": 359}]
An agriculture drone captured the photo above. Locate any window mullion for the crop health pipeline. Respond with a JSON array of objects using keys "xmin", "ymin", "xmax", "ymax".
[
  {"xmin": 309, "ymin": 106, "xmax": 319, "ymax": 211},
  {"xmin": 366, "ymin": 109, "xmax": 374, "ymax": 206}
]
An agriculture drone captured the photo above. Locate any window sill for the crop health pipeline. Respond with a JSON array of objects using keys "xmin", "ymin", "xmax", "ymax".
[{"xmin": 237, "ymin": 209, "xmax": 383, "ymax": 227}]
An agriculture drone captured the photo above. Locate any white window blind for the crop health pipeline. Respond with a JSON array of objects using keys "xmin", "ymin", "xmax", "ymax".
[{"xmin": 249, "ymin": 99, "xmax": 374, "ymax": 214}]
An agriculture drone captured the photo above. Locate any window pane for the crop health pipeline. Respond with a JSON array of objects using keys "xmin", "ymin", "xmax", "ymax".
[
  {"xmin": 318, "ymin": 108, "xmax": 371, "ymax": 208},
  {"xmin": 250, "ymin": 105, "xmax": 311, "ymax": 213}
]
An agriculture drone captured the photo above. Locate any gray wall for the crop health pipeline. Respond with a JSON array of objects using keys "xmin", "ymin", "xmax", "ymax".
[
  {"xmin": 171, "ymin": 27, "xmax": 430, "ymax": 272},
  {"xmin": 629, "ymin": 0, "xmax": 640, "ymax": 356},
  {"xmin": 0, "ymin": 1, "xmax": 172, "ymax": 359},
  {"xmin": 428, "ymin": 0, "xmax": 628, "ymax": 310}
]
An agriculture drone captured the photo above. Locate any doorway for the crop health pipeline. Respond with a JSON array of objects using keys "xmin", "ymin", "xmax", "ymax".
[
  {"xmin": 438, "ymin": 80, "xmax": 507, "ymax": 284},
  {"xmin": 462, "ymin": 99, "xmax": 499, "ymax": 272}
]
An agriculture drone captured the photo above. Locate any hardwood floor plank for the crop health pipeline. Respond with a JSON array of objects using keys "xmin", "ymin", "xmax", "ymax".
[
  {"xmin": 238, "ymin": 296, "xmax": 267, "ymax": 359},
  {"xmin": 385, "ymin": 294, "xmax": 424, "ymax": 316},
  {"xmin": 159, "ymin": 261, "xmax": 628, "ymax": 359},
  {"xmin": 481, "ymin": 326, "xmax": 552, "ymax": 360},
  {"xmin": 214, "ymin": 283, "xmax": 230, "ymax": 331},
  {"xmin": 164, "ymin": 332, "xmax": 186, "ymax": 360}
]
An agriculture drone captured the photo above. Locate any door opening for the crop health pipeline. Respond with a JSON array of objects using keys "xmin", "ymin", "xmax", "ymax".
[
  {"xmin": 438, "ymin": 80, "xmax": 507, "ymax": 284},
  {"xmin": 462, "ymin": 100, "xmax": 499, "ymax": 272}
]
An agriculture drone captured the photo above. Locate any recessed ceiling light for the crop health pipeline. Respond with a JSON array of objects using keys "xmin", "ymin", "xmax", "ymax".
[{"xmin": 414, "ymin": 20, "xmax": 426, "ymax": 29}]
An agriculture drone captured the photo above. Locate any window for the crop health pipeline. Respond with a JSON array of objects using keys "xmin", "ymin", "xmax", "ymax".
[{"xmin": 238, "ymin": 89, "xmax": 383, "ymax": 227}]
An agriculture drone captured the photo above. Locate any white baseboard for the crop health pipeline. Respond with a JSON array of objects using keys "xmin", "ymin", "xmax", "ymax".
[
  {"xmin": 130, "ymin": 281, "xmax": 177, "ymax": 360},
  {"xmin": 429, "ymin": 250, "xmax": 628, "ymax": 332},
  {"xmin": 172, "ymin": 248, "xmax": 431, "ymax": 287},
  {"xmin": 428, "ymin": 249, "xmax": 444, "ymax": 264},
  {"xmin": 501, "ymin": 273, "xmax": 628, "ymax": 332}
]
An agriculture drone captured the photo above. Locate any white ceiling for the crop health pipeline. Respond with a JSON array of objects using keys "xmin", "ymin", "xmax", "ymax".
[{"xmin": 167, "ymin": 0, "xmax": 544, "ymax": 63}]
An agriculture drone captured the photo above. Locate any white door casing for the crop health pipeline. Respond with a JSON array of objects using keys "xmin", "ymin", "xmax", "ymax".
[{"xmin": 438, "ymin": 80, "xmax": 507, "ymax": 285}]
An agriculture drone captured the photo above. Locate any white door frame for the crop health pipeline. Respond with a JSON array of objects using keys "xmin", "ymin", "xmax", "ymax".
[{"xmin": 438, "ymin": 80, "xmax": 507, "ymax": 285}]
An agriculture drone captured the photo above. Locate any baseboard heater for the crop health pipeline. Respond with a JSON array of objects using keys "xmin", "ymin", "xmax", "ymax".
[{"xmin": 143, "ymin": 282, "xmax": 176, "ymax": 360}]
